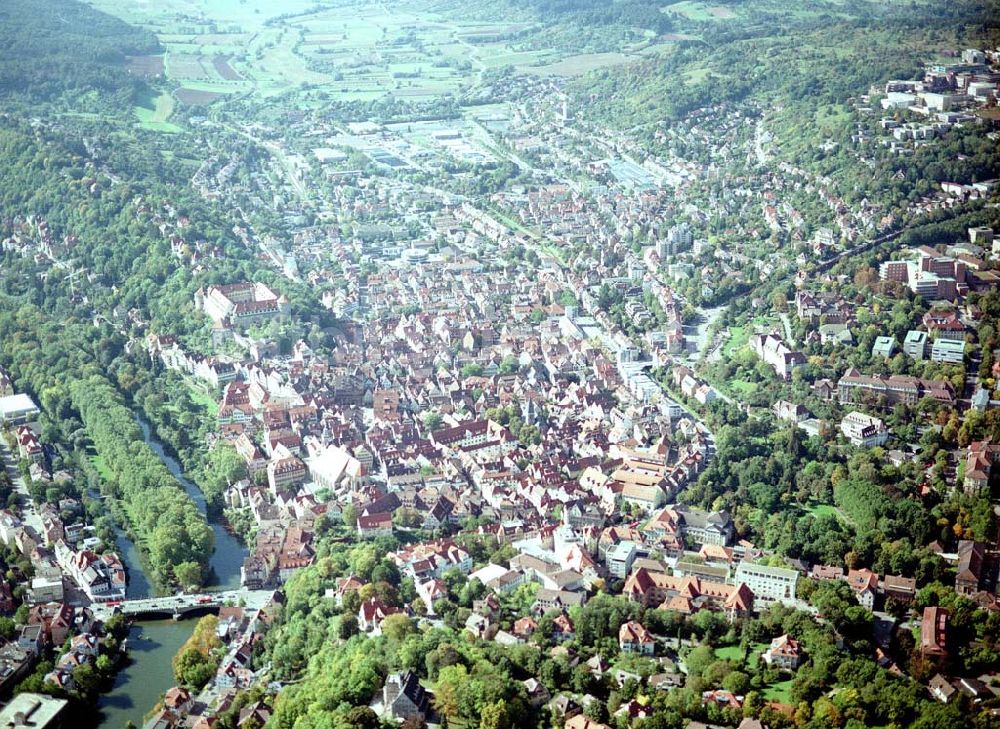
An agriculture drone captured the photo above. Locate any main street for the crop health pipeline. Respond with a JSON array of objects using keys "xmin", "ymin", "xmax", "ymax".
[{"xmin": 90, "ymin": 588, "xmax": 276, "ymax": 621}]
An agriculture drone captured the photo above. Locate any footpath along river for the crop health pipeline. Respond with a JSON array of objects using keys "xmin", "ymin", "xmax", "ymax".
[{"xmin": 97, "ymin": 417, "xmax": 248, "ymax": 727}]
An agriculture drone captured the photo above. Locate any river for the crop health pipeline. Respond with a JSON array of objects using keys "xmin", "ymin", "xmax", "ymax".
[
  {"xmin": 97, "ymin": 619, "xmax": 194, "ymax": 729},
  {"xmin": 96, "ymin": 417, "xmax": 249, "ymax": 727},
  {"xmin": 137, "ymin": 417, "xmax": 247, "ymax": 590}
]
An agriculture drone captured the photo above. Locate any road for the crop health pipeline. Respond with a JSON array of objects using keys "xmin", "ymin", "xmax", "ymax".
[
  {"xmin": 229, "ymin": 124, "xmax": 309, "ymax": 203},
  {"xmin": 779, "ymin": 312, "xmax": 796, "ymax": 346},
  {"xmin": 90, "ymin": 588, "xmax": 276, "ymax": 621},
  {"xmin": 0, "ymin": 438, "xmax": 44, "ymax": 537},
  {"xmin": 686, "ymin": 305, "xmax": 726, "ymax": 362}
]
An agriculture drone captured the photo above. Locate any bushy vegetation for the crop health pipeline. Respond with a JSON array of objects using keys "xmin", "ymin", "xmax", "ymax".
[{"xmin": 173, "ymin": 615, "xmax": 223, "ymax": 689}]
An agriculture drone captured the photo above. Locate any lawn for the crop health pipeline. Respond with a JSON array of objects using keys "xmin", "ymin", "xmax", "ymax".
[
  {"xmin": 89, "ymin": 452, "xmax": 114, "ymax": 482},
  {"xmin": 763, "ymin": 679, "xmax": 794, "ymax": 703},
  {"xmin": 714, "ymin": 645, "xmax": 744, "ymax": 662},
  {"xmin": 715, "ymin": 642, "xmax": 768, "ymax": 667},
  {"xmin": 804, "ymin": 502, "xmax": 854, "ymax": 526},
  {"xmin": 805, "ymin": 503, "xmax": 838, "ymax": 519},
  {"xmin": 184, "ymin": 380, "xmax": 219, "ymax": 415},
  {"xmin": 722, "ymin": 325, "xmax": 748, "ymax": 357},
  {"xmin": 134, "ymin": 91, "xmax": 183, "ymax": 132},
  {"xmin": 728, "ymin": 379, "xmax": 758, "ymax": 396}
]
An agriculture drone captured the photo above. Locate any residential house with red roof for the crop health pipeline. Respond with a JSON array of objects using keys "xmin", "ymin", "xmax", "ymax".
[{"xmin": 618, "ymin": 620, "xmax": 655, "ymax": 655}]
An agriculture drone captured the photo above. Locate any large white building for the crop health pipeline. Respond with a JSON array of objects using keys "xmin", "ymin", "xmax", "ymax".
[
  {"xmin": 840, "ymin": 411, "xmax": 889, "ymax": 448},
  {"xmin": 0, "ymin": 394, "xmax": 40, "ymax": 426},
  {"xmin": 308, "ymin": 444, "xmax": 367, "ymax": 493},
  {"xmin": 606, "ymin": 541, "xmax": 637, "ymax": 580},
  {"xmin": 930, "ymin": 338, "xmax": 965, "ymax": 364},
  {"xmin": 734, "ymin": 562, "xmax": 798, "ymax": 604},
  {"xmin": 54, "ymin": 542, "xmax": 126, "ymax": 603},
  {"xmin": 196, "ymin": 282, "xmax": 290, "ymax": 328},
  {"xmin": 749, "ymin": 333, "xmax": 805, "ymax": 380}
]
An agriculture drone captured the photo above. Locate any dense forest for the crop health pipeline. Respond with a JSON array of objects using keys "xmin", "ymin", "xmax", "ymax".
[
  {"xmin": 0, "ymin": 301, "xmax": 214, "ymax": 588},
  {"xmin": 0, "ymin": 0, "xmax": 159, "ymax": 114}
]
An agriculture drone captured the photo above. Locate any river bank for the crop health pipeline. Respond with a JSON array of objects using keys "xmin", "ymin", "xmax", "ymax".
[
  {"xmin": 136, "ymin": 417, "xmax": 247, "ymax": 590},
  {"xmin": 97, "ymin": 619, "xmax": 194, "ymax": 728},
  {"xmin": 95, "ymin": 418, "xmax": 249, "ymax": 727}
]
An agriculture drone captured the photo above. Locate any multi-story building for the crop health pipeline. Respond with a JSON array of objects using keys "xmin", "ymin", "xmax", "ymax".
[
  {"xmin": 196, "ymin": 282, "xmax": 290, "ymax": 329},
  {"xmin": 749, "ymin": 333, "xmax": 805, "ymax": 380},
  {"xmin": 903, "ymin": 330, "xmax": 928, "ymax": 359},
  {"xmin": 383, "ymin": 671, "xmax": 429, "ymax": 723},
  {"xmin": 845, "ymin": 568, "xmax": 878, "ymax": 610},
  {"xmin": 606, "ymin": 541, "xmax": 637, "ymax": 580},
  {"xmin": 53, "ymin": 542, "xmax": 126, "ymax": 603},
  {"xmin": 618, "ymin": 621, "xmax": 655, "ymax": 655},
  {"xmin": 762, "ymin": 634, "xmax": 803, "ymax": 670},
  {"xmin": 930, "ymin": 338, "xmax": 965, "ymax": 364},
  {"xmin": 923, "ymin": 310, "xmax": 967, "ymax": 341},
  {"xmin": 266, "ymin": 455, "xmax": 307, "ymax": 494},
  {"xmin": 624, "ymin": 567, "xmax": 754, "ymax": 620},
  {"xmin": 840, "ymin": 412, "xmax": 889, "ymax": 448},
  {"xmin": 733, "ymin": 562, "xmax": 798, "ymax": 604},
  {"xmin": 878, "ymin": 249, "xmax": 964, "ymax": 300},
  {"xmin": 673, "ymin": 505, "xmax": 733, "ymax": 546},
  {"xmin": 390, "ymin": 540, "xmax": 473, "ymax": 579},
  {"xmin": 963, "ymin": 441, "xmax": 1000, "ymax": 495},
  {"xmin": 920, "ymin": 606, "xmax": 949, "ymax": 658},
  {"xmin": 955, "ymin": 540, "xmax": 986, "ymax": 596},
  {"xmin": 837, "ymin": 368, "xmax": 954, "ymax": 407}
]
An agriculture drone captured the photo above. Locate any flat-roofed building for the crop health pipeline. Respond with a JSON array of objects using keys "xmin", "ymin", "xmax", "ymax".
[
  {"xmin": 903, "ymin": 330, "xmax": 928, "ymax": 360},
  {"xmin": 872, "ymin": 336, "xmax": 896, "ymax": 358},
  {"xmin": 0, "ymin": 693, "xmax": 67, "ymax": 729},
  {"xmin": 0, "ymin": 394, "xmax": 40, "ymax": 426},
  {"xmin": 734, "ymin": 562, "xmax": 798, "ymax": 604},
  {"xmin": 930, "ymin": 338, "xmax": 965, "ymax": 364},
  {"xmin": 606, "ymin": 541, "xmax": 637, "ymax": 580}
]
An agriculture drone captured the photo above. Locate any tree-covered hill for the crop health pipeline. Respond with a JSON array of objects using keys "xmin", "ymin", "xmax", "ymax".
[
  {"xmin": 0, "ymin": 0, "xmax": 160, "ymax": 114},
  {"xmin": 573, "ymin": 0, "xmax": 1000, "ymax": 129}
]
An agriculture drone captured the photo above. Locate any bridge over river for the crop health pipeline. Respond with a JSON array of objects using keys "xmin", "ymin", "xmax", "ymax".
[{"xmin": 92, "ymin": 589, "xmax": 276, "ymax": 621}]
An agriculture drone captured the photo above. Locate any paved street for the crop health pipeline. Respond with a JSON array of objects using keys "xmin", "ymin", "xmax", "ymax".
[
  {"xmin": 0, "ymin": 437, "xmax": 44, "ymax": 536},
  {"xmin": 90, "ymin": 588, "xmax": 276, "ymax": 621}
]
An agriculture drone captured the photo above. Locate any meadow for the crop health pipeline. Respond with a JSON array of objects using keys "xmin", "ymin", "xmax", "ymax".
[{"xmin": 92, "ymin": 0, "xmax": 650, "ymax": 111}]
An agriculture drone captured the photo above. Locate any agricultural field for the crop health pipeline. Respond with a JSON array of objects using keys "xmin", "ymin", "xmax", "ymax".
[
  {"xmin": 523, "ymin": 52, "xmax": 637, "ymax": 77},
  {"xmin": 134, "ymin": 90, "xmax": 183, "ymax": 132},
  {"xmin": 126, "ymin": 54, "xmax": 165, "ymax": 77},
  {"xmin": 662, "ymin": 1, "xmax": 739, "ymax": 21},
  {"xmin": 174, "ymin": 87, "xmax": 226, "ymax": 105},
  {"xmin": 89, "ymin": 0, "xmax": 661, "ymax": 106}
]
